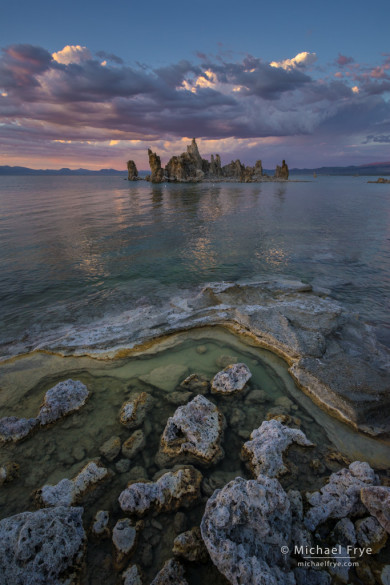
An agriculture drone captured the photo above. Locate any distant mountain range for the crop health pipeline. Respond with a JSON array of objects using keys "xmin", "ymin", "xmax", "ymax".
[{"xmin": 1, "ymin": 163, "xmax": 390, "ymax": 176}]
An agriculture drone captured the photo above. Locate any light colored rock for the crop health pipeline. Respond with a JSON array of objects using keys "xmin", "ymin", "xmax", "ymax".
[
  {"xmin": 305, "ymin": 461, "xmax": 379, "ymax": 531},
  {"xmin": 0, "ymin": 506, "xmax": 86, "ymax": 585},
  {"xmin": 242, "ymin": 419, "xmax": 314, "ymax": 478},
  {"xmin": 0, "ymin": 416, "xmax": 38, "ymax": 443},
  {"xmin": 37, "ymin": 460, "xmax": 111, "ymax": 507},
  {"xmin": 122, "ymin": 564, "xmax": 143, "ymax": 585},
  {"xmin": 119, "ymin": 392, "xmax": 154, "ymax": 429},
  {"xmin": 38, "ymin": 379, "xmax": 89, "ymax": 425},
  {"xmin": 173, "ymin": 527, "xmax": 209, "ymax": 562},
  {"xmin": 156, "ymin": 395, "xmax": 225, "ymax": 467},
  {"xmin": 360, "ymin": 486, "xmax": 390, "ymax": 533},
  {"xmin": 91, "ymin": 510, "xmax": 110, "ymax": 539},
  {"xmin": 139, "ymin": 364, "xmax": 188, "ymax": 392},
  {"xmin": 211, "ymin": 362, "xmax": 252, "ymax": 395},
  {"xmin": 150, "ymin": 558, "xmax": 188, "ymax": 585},
  {"xmin": 100, "ymin": 435, "xmax": 121, "ymax": 461},
  {"xmin": 200, "ymin": 475, "xmax": 296, "ymax": 585},
  {"xmin": 0, "ymin": 462, "xmax": 19, "ymax": 485},
  {"xmin": 112, "ymin": 518, "xmax": 138, "ymax": 569},
  {"xmin": 355, "ymin": 516, "xmax": 388, "ymax": 552},
  {"xmin": 119, "ymin": 467, "xmax": 202, "ymax": 516},
  {"xmin": 122, "ymin": 430, "xmax": 145, "ymax": 459}
]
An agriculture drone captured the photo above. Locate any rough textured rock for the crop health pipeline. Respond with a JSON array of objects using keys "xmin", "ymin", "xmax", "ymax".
[
  {"xmin": 100, "ymin": 435, "xmax": 121, "ymax": 461},
  {"xmin": 0, "ymin": 416, "xmax": 38, "ymax": 443},
  {"xmin": 0, "ymin": 506, "xmax": 86, "ymax": 585},
  {"xmin": 37, "ymin": 379, "xmax": 89, "ymax": 425},
  {"xmin": 139, "ymin": 364, "xmax": 188, "ymax": 392},
  {"xmin": 179, "ymin": 373, "xmax": 210, "ymax": 394},
  {"xmin": 148, "ymin": 149, "xmax": 164, "ymax": 183},
  {"xmin": 0, "ymin": 462, "xmax": 19, "ymax": 485},
  {"xmin": 329, "ymin": 546, "xmax": 350, "ymax": 584},
  {"xmin": 122, "ymin": 429, "xmax": 146, "ymax": 459},
  {"xmin": 274, "ymin": 160, "xmax": 289, "ymax": 180},
  {"xmin": 91, "ymin": 510, "xmax": 110, "ymax": 539},
  {"xmin": 122, "ymin": 564, "xmax": 143, "ymax": 585},
  {"xmin": 222, "ymin": 159, "xmax": 245, "ymax": 180},
  {"xmin": 355, "ymin": 516, "xmax": 388, "ymax": 552},
  {"xmin": 156, "ymin": 395, "xmax": 225, "ymax": 467},
  {"xmin": 127, "ymin": 160, "xmax": 138, "ymax": 181},
  {"xmin": 305, "ymin": 461, "xmax": 379, "ymax": 530},
  {"xmin": 165, "ymin": 138, "xmax": 205, "ymax": 183},
  {"xmin": 173, "ymin": 526, "xmax": 209, "ymax": 562},
  {"xmin": 119, "ymin": 392, "xmax": 154, "ymax": 429},
  {"xmin": 242, "ymin": 419, "xmax": 314, "ymax": 478},
  {"xmin": 37, "ymin": 460, "xmax": 111, "ymax": 507},
  {"xmin": 360, "ymin": 486, "xmax": 390, "ymax": 533},
  {"xmin": 112, "ymin": 518, "xmax": 138, "ymax": 569},
  {"xmin": 119, "ymin": 467, "xmax": 202, "ymax": 516},
  {"xmin": 294, "ymin": 568, "xmax": 331, "ymax": 585},
  {"xmin": 331, "ymin": 518, "xmax": 357, "ymax": 546},
  {"xmin": 151, "ymin": 558, "xmax": 188, "ymax": 585},
  {"xmin": 211, "ymin": 362, "xmax": 252, "ymax": 395},
  {"xmin": 201, "ymin": 475, "xmax": 296, "ymax": 585}
]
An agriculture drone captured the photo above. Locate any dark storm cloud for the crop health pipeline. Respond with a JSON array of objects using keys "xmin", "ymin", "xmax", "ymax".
[
  {"xmin": 363, "ymin": 134, "xmax": 390, "ymax": 144},
  {"xmin": 0, "ymin": 44, "xmax": 52, "ymax": 89}
]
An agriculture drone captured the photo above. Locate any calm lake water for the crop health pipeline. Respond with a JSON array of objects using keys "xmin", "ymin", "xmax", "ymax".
[{"xmin": 0, "ymin": 175, "xmax": 389, "ymax": 354}]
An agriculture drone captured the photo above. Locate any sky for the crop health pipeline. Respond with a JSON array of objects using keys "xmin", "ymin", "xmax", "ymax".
[{"xmin": 1, "ymin": 0, "xmax": 390, "ymax": 170}]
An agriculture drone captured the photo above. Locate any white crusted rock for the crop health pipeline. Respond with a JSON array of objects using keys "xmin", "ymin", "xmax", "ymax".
[
  {"xmin": 211, "ymin": 362, "xmax": 252, "ymax": 395},
  {"xmin": 37, "ymin": 460, "xmax": 110, "ymax": 507},
  {"xmin": 119, "ymin": 392, "xmax": 154, "ymax": 429},
  {"xmin": 360, "ymin": 486, "xmax": 390, "ymax": 534},
  {"xmin": 119, "ymin": 467, "xmax": 202, "ymax": 517},
  {"xmin": 0, "ymin": 416, "xmax": 38, "ymax": 443},
  {"xmin": 122, "ymin": 564, "xmax": 143, "ymax": 585},
  {"xmin": 37, "ymin": 379, "xmax": 89, "ymax": 425},
  {"xmin": 0, "ymin": 506, "xmax": 86, "ymax": 585},
  {"xmin": 242, "ymin": 419, "xmax": 314, "ymax": 478},
  {"xmin": 200, "ymin": 475, "xmax": 296, "ymax": 585},
  {"xmin": 355, "ymin": 516, "xmax": 388, "ymax": 553},
  {"xmin": 112, "ymin": 518, "xmax": 138, "ymax": 569},
  {"xmin": 156, "ymin": 395, "xmax": 225, "ymax": 467},
  {"xmin": 305, "ymin": 461, "xmax": 379, "ymax": 531},
  {"xmin": 91, "ymin": 510, "xmax": 110, "ymax": 539}
]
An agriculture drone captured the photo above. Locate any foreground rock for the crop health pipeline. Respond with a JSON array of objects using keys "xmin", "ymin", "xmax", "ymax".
[
  {"xmin": 156, "ymin": 395, "xmax": 225, "ymax": 467},
  {"xmin": 151, "ymin": 558, "xmax": 188, "ymax": 585},
  {"xmin": 119, "ymin": 392, "xmax": 154, "ymax": 429},
  {"xmin": 37, "ymin": 379, "xmax": 89, "ymax": 425},
  {"xmin": 0, "ymin": 416, "xmax": 38, "ymax": 443},
  {"xmin": 211, "ymin": 362, "xmax": 252, "ymax": 395},
  {"xmin": 36, "ymin": 460, "xmax": 111, "ymax": 507},
  {"xmin": 305, "ymin": 461, "xmax": 379, "ymax": 530},
  {"xmin": 119, "ymin": 467, "xmax": 202, "ymax": 516},
  {"xmin": 112, "ymin": 518, "xmax": 138, "ymax": 569},
  {"xmin": 122, "ymin": 564, "xmax": 143, "ymax": 585},
  {"xmin": 242, "ymin": 419, "xmax": 314, "ymax": 478},
  {"xmin": 201, "ymin": 475, "xmax": 295, "ymax": 585},
  {"xmin": 360, "ymin": 486, "xmax": 390, "ymax": 533},
  {"xmin": 173, "ymin": 526, "xmax": 209, "ymax": 562},
  {"xmin": 0, "ymin": 506, "xmax": 86, "ymax": 585}
]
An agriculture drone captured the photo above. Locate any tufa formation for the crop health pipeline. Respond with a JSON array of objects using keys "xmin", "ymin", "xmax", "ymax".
[{"xmin": 126, "ymin": 138, "xmax": 289, "ymax": 183}]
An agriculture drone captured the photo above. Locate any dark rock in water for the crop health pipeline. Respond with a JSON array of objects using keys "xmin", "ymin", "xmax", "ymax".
[
  {"xmin": 0, "ymin": 506, "xmax": 86, "ymax": 585},
  {"xmin": 0, "ymin": 416, "xmax": 38, "ymax": 443},
  {"xmin": 0, "ymin": 461, "xmax": 19, "ymax": 485},
  {"xmin": 275, "ymin": 159, "xmax": 289, "ymax": 180},
  {"xmin": 148, "ymin": 148, "xmax": 164, "ymax": 183},
  {"xmin": 360, "ymin": 486, "xmax": 390, "ymax": 534},
  {"xmin": 254, "ymin": 159, "xmax": 263, "ymax": 179},
  {"xmin": 173, "ymin": 526, "xmax": 209, "ymax": 562},
  {"xmin": 127, "ymin": 160, "xmax": 138, "ymax": 181},
  {"xmin": 165, "ymin": 138, "xmax": 205, "ymax": 182},
  {"xmin": 355, "ymin": 516, "xmax": 388, "ymax": 552},
  {"xmin": 151, "ymin": 558, "xmax": 188, "ymax": 585},
  {"xmin": 222, "ymin": 159, "xmax": 245, "ymax": 180}
]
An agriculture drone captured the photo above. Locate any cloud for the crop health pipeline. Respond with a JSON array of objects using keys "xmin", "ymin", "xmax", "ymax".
[
  {"xmin": 52, "ymin": 45, "xmax": 92, "ymax": 65},
  {"xmin": 95, "ymin": 51, "xmax": 123, "ymax": 65},
  {"xmin": 336, "ymin": 53, "xmax": 354, "ymax": 66},
  {"xmin": 270, "ymin": 51, "xmax": 317, "ymax": 70},
  {"xmin": 363, "ymin": 134, "xmax": 390, "ymax": 144}
]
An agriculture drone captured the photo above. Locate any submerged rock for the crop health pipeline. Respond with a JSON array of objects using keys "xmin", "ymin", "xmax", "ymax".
[
  {"xmin": 0, "ymin": 462, "xmax": 19, "ymax": 485},
  {"xmin": 91, "ymin": 510, "xmax": 110, "ymax": 539},
  {"xmin": 122, "ymin": 429, "xmax": 146, "ymax": 459},
  {"xmin": 112, "ymin": 518, "xmax": 138, "ymax": 569},
  {"xmin": 37, "ymin": 379, "xmax": 89, "ymax": 425},
  {"xmin": 120, "ymin": 392, "xmax": 154, "ymax": 429},
  {"xmin": 119, "ymin": 466, "xmax": 202, "ymax": 516},
  {"xmin": 201, "ymin": 475, "xmax": 295, "ymax": 585},
  {"xmin": 122, "ymin": 564, "xmax": 143, "ymax": 585},
  {"xmin": 173, "ymin": 527, "xmax": 209, "ymax": 562},
  {"xmin": 36, "ymin": 460, "xmax": 111, "ymax": 507},
  {"xmin": 151, "ymin": 559, "xmax": 188, "ymax": 585},
  {"xmin": 211, "ymin": 362, "xmax": 252, "ymax": 395},
  {"xmin": 0, "ymin": 506, "xmax": 86, "ymax": 585},
  {"xmin": 139, "ymin": 364, "xmax": 188, "ymax": 392},
  {"xmin": 100, "ymin": 435, "xmax": 121, "ymax": 461},
  {"xmin": 0, "ymin": 416, "xmax": 38, "ymax": 443},
  {"xmin": 305, "ymin": 461, "xmax": 379, "ymax": 531},
  {"xmin": 179, "ymin": 373, "xmax": 210, "ymax": 394},
  {"xmin": 242, "ymin": 419, "xmax": 314, "ymax": 478},
  {"xmin": 156, "ymin": 395, "xmax": 225, "ymax": 467},
  {"xmin": 360, "ymin": 486, "xmax": 390, "ymax": 533}
]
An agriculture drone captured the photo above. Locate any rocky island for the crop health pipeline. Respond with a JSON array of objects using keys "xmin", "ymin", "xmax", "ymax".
[{"xmin": 127, "ymin": 138, "xmax": 289, "ymax": 183}]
